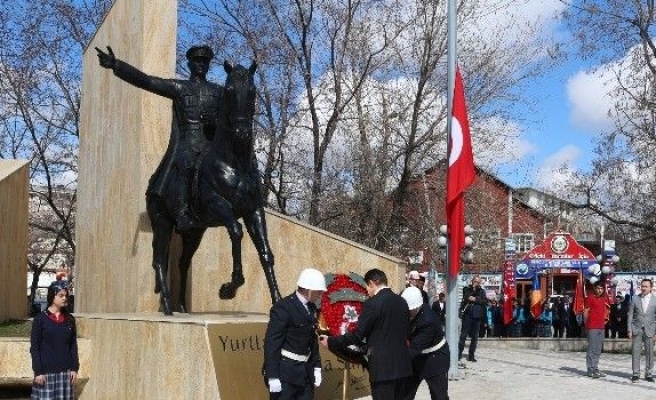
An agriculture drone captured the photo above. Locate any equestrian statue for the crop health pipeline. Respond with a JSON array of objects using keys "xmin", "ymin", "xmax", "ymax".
[{"xmin": 96, "ymin": 45, "xmax": 281, "ymax": 315}]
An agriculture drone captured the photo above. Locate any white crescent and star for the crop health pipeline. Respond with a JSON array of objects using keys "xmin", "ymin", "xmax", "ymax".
[{"xmin": 449, "ymin": 116, "xmax": 463, "ymax": 167}]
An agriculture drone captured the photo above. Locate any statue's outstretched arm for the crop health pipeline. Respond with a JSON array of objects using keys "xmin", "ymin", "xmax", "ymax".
[{"xmin": 95, "ymin": 45, "xmax": 177, "ymax": 99}]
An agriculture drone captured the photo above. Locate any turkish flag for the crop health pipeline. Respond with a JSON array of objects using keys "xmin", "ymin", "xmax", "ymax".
[
  {"xmin": 502, "ymin": 261, "xmax": 515, "ymax": 325},
  {"xmin": 573, "ymin": 268, "xmax": 585, "ymax": 315},
  {"xmin": 446, "ymin": 67, "xmax": 475, "ymax": 278}
]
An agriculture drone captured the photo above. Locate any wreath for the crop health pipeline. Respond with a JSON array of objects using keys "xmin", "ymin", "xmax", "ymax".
[{"xmin": 317, "ymin": 272, "xmax": 368, "ymax": 365}]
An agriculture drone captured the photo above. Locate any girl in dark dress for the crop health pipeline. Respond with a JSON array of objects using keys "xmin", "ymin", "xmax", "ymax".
[{"xmin": 30, "ymin": 281, "xmax": 79, "ymax": 400}]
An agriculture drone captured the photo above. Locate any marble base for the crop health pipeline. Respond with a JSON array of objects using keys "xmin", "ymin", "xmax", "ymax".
[
  {"xmin": 75, "ymin": 313, "xmax": 370, "ymax": 400},
  {"xmin": 0, "ymin": 160, "xmax": 29, "ymax": 322}
]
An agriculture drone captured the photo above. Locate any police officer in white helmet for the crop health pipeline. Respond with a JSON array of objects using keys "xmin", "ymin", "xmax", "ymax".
[
  {"xmin": 401, "ymin": 286, "xmax": 450, "ymax": 400},
  {"xmin": 263, "ymin": 268, "xmax": 327, "ymax": 399}
]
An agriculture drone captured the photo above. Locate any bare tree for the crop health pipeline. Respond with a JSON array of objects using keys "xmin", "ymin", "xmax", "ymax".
[
  {"xmin": 559, "ymin": 0, "xmax": 656, "ymax": 267},
  {"xmin": 0, "ymin": 1, "xmax": 111, "ymax": 303},
  {"xmin": 181, "ymin": 0, "xmax": 562, "ymax": 262}
]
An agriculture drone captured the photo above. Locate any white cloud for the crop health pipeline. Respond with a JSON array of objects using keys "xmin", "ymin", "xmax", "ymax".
[
  {"xmin": 566, "ymin": 69, "xmax": 615, "ymax": 133},
  {"xmin": 534, "ymin": 145, "xmax": 581, "ymax": 188},
  {"xmin": 473, "ymin": 116, "xmax": 538, "ymax": 170},
  {"xmin": 463, "ymin": 0, "xmax": 566, "ymax": 56}
]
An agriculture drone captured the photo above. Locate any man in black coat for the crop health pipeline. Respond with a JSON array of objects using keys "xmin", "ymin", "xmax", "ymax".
[
  {"xmin": 320, "ymin": 269, "xmax": 412, "ymax": 400},
  {"xmin": 401, "ymin": 287, "xmax": 450, "ymax": 400},
  {"xmin": 263, "ymin": 268, "xmax": 327, "ymax": 400},
  {"xmin": 458, "ymin": 275, "xmax": 487, "ymax": 362},
  {"xmin": 559, "ymin": 296, "xmax": 572, "ymax": 338},
  {"xmin": 611, "ymin": 294, "xmax": 629, "ymax": 338},
  {"xmin": 431, "ymin": 292, "xmax": 447, "ymax": 330}
]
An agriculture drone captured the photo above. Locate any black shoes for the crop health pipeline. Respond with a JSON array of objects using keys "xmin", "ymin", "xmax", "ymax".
[
  {"xmin": 632, "ymin": 375, "xmax": 639, "ymax": 382},
  {"xmin": 587, "ymin": 370, "xmax": 603, "ymax": 378},
  {"xmin": 467, "ymin": 357, "xmax": 477, "ymax": 362},
  {"xmin": 646, "ymin": 375, "xmax": 654, "ymax": 382}
]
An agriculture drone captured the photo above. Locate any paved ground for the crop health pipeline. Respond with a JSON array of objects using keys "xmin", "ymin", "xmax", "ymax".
[{"xmin": 360, "ymin": 345, "xmax": 654, "ymax": 400}]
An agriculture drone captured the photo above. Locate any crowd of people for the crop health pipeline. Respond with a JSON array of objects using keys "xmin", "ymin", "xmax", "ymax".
[{"xmin": 29, "ymin": 268, "xmax": 656, "ymax": 399}]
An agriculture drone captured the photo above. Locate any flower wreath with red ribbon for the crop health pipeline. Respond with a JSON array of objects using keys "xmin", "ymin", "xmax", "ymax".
[{"xmin": 318, "ymin": 272, "xmax": 368, "ymax": 365}]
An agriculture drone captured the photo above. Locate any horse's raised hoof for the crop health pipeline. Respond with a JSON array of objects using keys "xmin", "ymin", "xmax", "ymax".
[
  {"xmin": 219, "ymin": 283, "xmax": 238, "ymax": 299},
  {"xmin": 219, "ymin": 276, "xmax": 245, "ymax": 299}
]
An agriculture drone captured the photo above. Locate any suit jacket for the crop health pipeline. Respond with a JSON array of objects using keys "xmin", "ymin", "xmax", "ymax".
[
  {"xmin": 329, "ymin": 287, "xmax": 412, "ymax": 383},
  {"xmin": 460, "ymin": 285, "xmax": 487, "ymax": 319},
  {"xmin": 628, "ymin": 294, "xmax": 656, "ymax": 337},
  {"xmin": 431, "ymin": 300, "xmax": 446, "ymax": 326},
  {"xmin": 263, "ymin": 293, "xmax": 321, "ymax": 386},
  {"xmin": 408, "ymin": 304, "xmax": 449, "ymax": 378},
  {"xmin": 557, "ymin": 302, "xmax": 570, "ymax": 322}
]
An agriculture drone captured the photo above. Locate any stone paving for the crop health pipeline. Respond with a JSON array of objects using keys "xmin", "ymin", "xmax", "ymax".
[{"xmin": 359, "ymin": 345, "xmax": 654, "ymax": 400}]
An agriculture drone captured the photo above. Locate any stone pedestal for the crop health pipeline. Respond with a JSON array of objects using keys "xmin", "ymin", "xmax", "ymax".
[
  {"xmin": 75, "ymin": 313, "xmax": 370, "ymax": 400},
  {"xmin": 0, "ymin": 160, "xmax": 29, "ymax": 322}
]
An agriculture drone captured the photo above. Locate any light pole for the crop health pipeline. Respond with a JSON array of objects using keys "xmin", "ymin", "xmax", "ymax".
[{"xmin": 439, "ymin": 224, "xmax": 474, "ymax": 380}]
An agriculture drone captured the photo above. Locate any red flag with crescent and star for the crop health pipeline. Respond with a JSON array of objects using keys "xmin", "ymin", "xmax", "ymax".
[{"xmin": 446, "ymin": 67, "xmax": 475, "ymax": 278}]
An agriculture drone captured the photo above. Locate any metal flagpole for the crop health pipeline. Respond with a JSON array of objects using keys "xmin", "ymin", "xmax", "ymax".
[{"xmin": 446, "ymin": 0, "xmax": 463, "ymax": 380}]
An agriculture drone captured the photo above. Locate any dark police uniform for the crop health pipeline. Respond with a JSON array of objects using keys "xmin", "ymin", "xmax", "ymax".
[
  {"xmin": 404, "ymin": 303, "xmax": 450, "ymax": 400},
  {"xmin": 263, "ymin": 293, "xmax": 321, "ymax": 400}
]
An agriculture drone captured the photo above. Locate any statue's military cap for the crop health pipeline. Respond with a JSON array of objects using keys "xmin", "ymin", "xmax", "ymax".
[{"xmin": 186, "ymin": 45, "xmax": 214, "ymax": 61}]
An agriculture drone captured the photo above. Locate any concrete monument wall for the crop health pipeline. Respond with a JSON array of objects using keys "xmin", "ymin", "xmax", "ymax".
[
  {"xmin": 77, "ymin": 0, "xmax": 177, "ymax": 313},
  {"xmin": 0, "ymin": 160, "xmax": 29, "ymax": 322},
  {"xmin": 78, "ymin": 0, "xmax": 405, "ymax": 315}
]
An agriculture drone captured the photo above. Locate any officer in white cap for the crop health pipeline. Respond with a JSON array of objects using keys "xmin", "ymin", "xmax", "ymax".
[
  {"xmin": 263, "ymin": 268, "xmax": 327, "ymax": 399},
  {"xmin": 401, "ymin": 286, "xmax": 450, "ymax": 400}
]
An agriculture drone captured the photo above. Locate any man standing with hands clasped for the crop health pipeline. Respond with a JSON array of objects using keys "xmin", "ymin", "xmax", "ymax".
[
  {"xmin": 584, "ymin": 281, "xmax": 610, "ymax": 379},
  {"xmin": 263, "ymin": 268, "xmax": 327, "ymax": 399},
  {"xmin": 458, "ymin": 275, "xmax": 487, "ymax": 362},
  {"xmin": 319, "ymin": 269, "xmax": 412, "ymax": 400},
  {"xmin": 628, "ymin": 278, "xmax": 656, "ymax": 383}
]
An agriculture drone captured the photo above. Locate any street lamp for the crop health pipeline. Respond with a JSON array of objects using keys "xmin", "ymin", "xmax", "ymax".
[{"xmin": 437, "ymin": 224, "xmax": 475, "ymax": 265}]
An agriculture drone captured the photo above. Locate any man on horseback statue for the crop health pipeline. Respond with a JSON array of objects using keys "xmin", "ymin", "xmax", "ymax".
[
  {"xmin": 96, "ymin": 44, "xmax": 221, "ymax": 231},
  {"xmin": 95, "ymin": 45, "xmax": 281, "ymax": 315}
]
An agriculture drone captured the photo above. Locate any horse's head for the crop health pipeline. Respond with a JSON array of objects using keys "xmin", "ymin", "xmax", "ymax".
[{"xmin": 223, "ymin": 60, "xmax": 257, "ymax": 143}]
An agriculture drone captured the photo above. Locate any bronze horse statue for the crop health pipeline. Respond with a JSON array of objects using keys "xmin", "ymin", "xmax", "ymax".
[{"xmin": 146, "ymin": 61, "xmax": 281, "ymax": 314}]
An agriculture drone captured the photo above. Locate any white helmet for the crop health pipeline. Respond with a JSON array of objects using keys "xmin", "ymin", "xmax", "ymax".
[
  {"xmin": 401, "ymin": 287, "xmax": 423, "ymax": 310},
  {"xmin": 297, "ymin": 268, "xmax": 327, "ymax": 291}
]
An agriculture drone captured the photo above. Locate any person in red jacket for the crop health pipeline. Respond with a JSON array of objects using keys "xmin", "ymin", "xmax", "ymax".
[{"xmin": 584, "ymin": 281, "xmax": 610, "ymax": 378}]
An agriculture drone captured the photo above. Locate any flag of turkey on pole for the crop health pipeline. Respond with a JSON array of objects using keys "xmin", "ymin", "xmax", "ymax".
[{"xmin": 446, "ymin": 67, "xmax": 475, "ymax": 278}]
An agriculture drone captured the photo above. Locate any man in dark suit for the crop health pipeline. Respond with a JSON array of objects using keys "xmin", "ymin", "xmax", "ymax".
[
  {"xmin": 552, "ymin": 298, "xmax": 563, "ymax": 338},
  {"xmin": 559, "ymin": 296, "xmax": 573, "ymax": 338},
  {"xmin": 320, "ymin": 269, "xmax": 412, "ymax": 400},
  {"xmin": 615, "ymin": 294, "xmax": 629, "ymax": 338},
  {"xmin": 401, "ymin": 287, "xmax": 449, "ymax": 400},
  {"xmin": 458, "ymin": 275, "xmax": 487, "ymax": 362},
  {"xmin": 264, "ymin": 268, "xmax": 327, "ymax": 399},
  {"xmin": 431, "ymin": 292, "xmax": 447, "ymax": 330}
]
